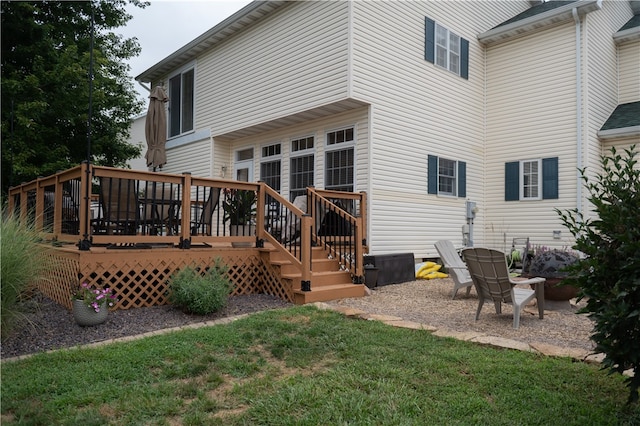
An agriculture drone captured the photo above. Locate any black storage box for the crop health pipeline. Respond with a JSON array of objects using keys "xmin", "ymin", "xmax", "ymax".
[{"xmin": 364, "ymin": 253, "xmax": 415, "ymax": 286}]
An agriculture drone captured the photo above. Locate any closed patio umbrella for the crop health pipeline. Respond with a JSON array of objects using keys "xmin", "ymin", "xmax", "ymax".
[{"xmin": 144, "ymin": 86, "xmax": 169, "ymax": 170}]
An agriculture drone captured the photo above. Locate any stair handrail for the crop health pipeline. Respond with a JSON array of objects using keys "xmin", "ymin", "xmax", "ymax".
[
  {"xmin": 307, "ymin": 188, "xmax": 365, "ymax": 282},
  {"xmin": 258, "ymin": 183, "xmax": 312, "ymax": 291}
]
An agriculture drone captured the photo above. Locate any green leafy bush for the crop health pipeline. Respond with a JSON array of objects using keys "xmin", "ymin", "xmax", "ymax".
[
  {"xmin": 168, "ymin": 260, "xmax": 232, "ymax": 315},
  {"xmin": 1, "ymin": 209, "xmax": 48, "ymax": 338},
  {"xmin": 557, "ymin": 145, "xmax": 640, "ymax": 404}
]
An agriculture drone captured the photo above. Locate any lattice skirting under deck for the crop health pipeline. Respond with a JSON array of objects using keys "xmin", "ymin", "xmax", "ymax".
[{"xmin": 33, "ymin": 246, "xmax": 290, "ymax": 310}]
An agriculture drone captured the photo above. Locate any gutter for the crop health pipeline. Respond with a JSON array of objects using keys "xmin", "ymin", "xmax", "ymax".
[
  {"xmin": 598, "ymin": 125, "xmax": 640, "ymax": 139},
  {"xmin": 573, "ymin": 7, "xmax": 583, "ymax": 214},
  {"xmin": 478, "ymin": 0, "xmax": 602, "ymax": 45}
]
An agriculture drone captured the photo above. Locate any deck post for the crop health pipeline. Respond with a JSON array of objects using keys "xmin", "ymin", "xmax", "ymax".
[
  {"xmin": 300, "ymin": 214, "xmax": 313, "ymax": 291},
  {"xmin": 179, "ymin": 172, "xmax": 192, "ymax": 249},
  {"xmin": 78, "ymin": 161, "xmax": 92, "ymax": 250}
]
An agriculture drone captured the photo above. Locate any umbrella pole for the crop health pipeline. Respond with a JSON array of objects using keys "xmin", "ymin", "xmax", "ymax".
[{"xmin": 79, "ymin": 4, "xmax": 95, "ymax": 251}]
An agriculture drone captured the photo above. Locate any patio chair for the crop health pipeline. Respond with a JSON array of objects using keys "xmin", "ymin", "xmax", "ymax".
[
  {"xmin": 434, "ymin": 240, "xmax": 473, "ymax": 299},
  {"xmin": 141, "ymin": 182, "xmax": 177, "ymax": 235},
  {"xmin": 190, "ymin": 186, "xmax": 221, "ymax": 236},
  {"xmin": 462, "ymin": 247, "xmax": 546, "ymax": 329},
  {"xmin": 97, "ymin": 177, "xmax": 139, "ymax": 235}
]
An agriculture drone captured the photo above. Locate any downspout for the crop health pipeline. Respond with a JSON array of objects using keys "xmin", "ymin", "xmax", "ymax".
[{"xmin": 572, "ymin": 8, "xmax": 583, "ymax": 214}]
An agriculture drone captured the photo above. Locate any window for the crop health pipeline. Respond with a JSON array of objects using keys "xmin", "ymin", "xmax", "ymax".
[
  {"xmin": 168, "ymin": 68, "xmax": 194, "ymax": 137},
  {"xmin": 325, "ymin": 127, "xmax": 355, "ymax": 192},
  {"xmin": 290, "ymin": 137, "xmax": 314, "ymax": 201},
  {"xmin": 435, "ymin": 24, "xmax": 460, "ymax": 74},
  {"xmin": 428, "ymin": 155, "xmax": 466, "ymax": 197},
  {"xmin": 521, "ymin": 160, "xmax": 540, "ymax": 199},
  {"xmin": 438, "ymin": 158, "xmax": 457, "ymax": 196},
  {"xmin": 425, "ymin": 17, "xmax": 469, "ymax": 79},
  {"xmin": 260, "ymin": 143, "xmax": 281, "ymax": 192},
  {"xmin": 505, "ymin": 157, "xmax": 558, "ymax": 201}
]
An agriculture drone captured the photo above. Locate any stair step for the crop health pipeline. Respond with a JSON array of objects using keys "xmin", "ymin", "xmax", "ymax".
[
  {"xmin": 266, "ymin": 246, "xmax": 329, "ymax": 263},
  {"xmin": 271, "ymin": 258, "xmax": 339, "ymax": 274},
  {"xmin": 293, "ymin": 284, "xmax": 366, "ymax": 304},
  {"xmin": 282, "ymin": 270, "xmax": 353, "ymax": 287},
  {"xmin": 260, "ymin": 241, "xmax": 366, "ymax": 305}
]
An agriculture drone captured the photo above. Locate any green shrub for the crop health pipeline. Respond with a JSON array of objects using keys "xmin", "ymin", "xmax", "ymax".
[
  {"xmin": 557, "ymin": 145, "xmax": 640, "ymax": 404},
  {"xmin": 1, "ymin": 209, "xmax": 48, "ymax": 338},
  {"xmin": 168, "ymin": 259, "xmax": 232, "ymax": 315}
]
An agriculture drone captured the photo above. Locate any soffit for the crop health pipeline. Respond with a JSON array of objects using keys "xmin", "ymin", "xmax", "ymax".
[{"xmin": 213, "ymin": 99, "xmax": 370, "ymax": 141}]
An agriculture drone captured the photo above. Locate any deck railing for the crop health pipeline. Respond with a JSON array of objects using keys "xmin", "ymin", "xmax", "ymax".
[{"xmin": 8, "ymin": 162, "xmax": 368, "ymax": 285}]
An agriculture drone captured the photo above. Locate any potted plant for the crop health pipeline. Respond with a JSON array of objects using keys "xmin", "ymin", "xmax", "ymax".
[
  {"xmin": 222, "ymin": 189, "xmax": 257, "ymax": 247},
  {"xmin": 527, "ymin": 249, "xmax": 580, "ymax": 301},
  {"xmin": 72, "ymin": 282, "xmax": 117, "ymax": 326}
]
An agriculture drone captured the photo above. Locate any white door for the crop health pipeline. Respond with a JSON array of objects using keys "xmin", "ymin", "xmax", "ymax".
[{"xmin": 234, "ymin": 148, "xmax": 254, "ymax": 182}]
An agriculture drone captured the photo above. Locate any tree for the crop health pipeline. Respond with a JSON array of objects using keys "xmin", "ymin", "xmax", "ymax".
[
  {"xmin": 557, "ymin": 146, "xmax": 640, "ymax": 404},
  {"xmin": 1, "ymin": 0, "xmax": 148, "ymax": 194}
]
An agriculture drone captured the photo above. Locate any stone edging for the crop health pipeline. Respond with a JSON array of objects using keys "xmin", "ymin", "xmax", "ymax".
[{"xmin": 312, "ymin": 303, "xmax": 612, "ymax": 368}]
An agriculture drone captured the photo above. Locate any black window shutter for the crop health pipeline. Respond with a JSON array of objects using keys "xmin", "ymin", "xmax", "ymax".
[
  {"xmin": 428, "ymin": 155, "xmax": 438, "ymax": 194},
  {"xmin": 458, "ymin": 161, "xmax": 466, "ymax": 198},
  {"xmin": 460, "ymin": 38, "xmax": 469, "ymax": 80},
  {"xmin": 505, "ymin": 162, "xmax": 519, "ymax": 201},
  {"xmin": 542, "ymin": 157, "xmax": 559, "ymax": 199},
  {"xmin": 425, "ymin": 17, "xmax": 435, "ymax": 64}
]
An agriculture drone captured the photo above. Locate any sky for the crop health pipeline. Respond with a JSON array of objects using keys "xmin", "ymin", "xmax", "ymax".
[{"xmin": 120, "ymin": 0, "xmax": 252, "ymax": 107}]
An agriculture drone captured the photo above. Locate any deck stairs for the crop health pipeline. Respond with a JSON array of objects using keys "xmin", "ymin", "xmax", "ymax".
[{"xmin": 261, "ymin": 244, "xmax": 366, "ymax": 304}]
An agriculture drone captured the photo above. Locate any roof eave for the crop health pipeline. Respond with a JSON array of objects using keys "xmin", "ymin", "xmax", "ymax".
[
  {"xmin": 135, "ymin": 1, "xmax": 287, "ymax": 83},
  {"xmin": 478, "ymin": 0, "xmax": 602, "ymax": 46},
  {"xmin": 597, "ymin": 126, "xmax": 640, "ymax": 140},
  {"xmin": 614, "ymin": 26, "xmax": 640, "ymax": 44}
]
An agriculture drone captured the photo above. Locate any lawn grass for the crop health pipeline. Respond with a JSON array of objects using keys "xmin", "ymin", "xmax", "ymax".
[{"xmin": 2, "ymin": 306, "xmax": 638, "ymax": 425}]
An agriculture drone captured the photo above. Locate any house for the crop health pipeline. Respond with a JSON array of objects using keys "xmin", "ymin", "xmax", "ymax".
[
  {"xmin": 135, "ymin": 0, "xmax": 639, "ymax": 260},
  {"xmin": 126, "ymin": 113, "xmax": 149, "ymax": 171}
]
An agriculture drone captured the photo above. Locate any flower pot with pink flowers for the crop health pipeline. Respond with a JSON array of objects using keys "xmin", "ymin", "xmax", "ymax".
[{"xmin": 72, "ymin": 282, "xmax": 117, "ymax": 326}]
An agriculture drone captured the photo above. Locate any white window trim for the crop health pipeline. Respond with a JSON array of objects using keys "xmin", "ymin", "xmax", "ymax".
[
  {"xmin": 437, "ymin": 157, "xmax": 457, "ymax": 197},
  {"xmin": 325, "ymin": 126, "xmax": 356, "ymax": 192},
  {"xmin": 167, "ymin": 62, "xmax": 196, "ymax": 140},
  {"xmin": 435, "ymin": 23, "xmax": 461, "ymax": 76},
  {"xmin": 289, "ymin": 135, "xmax": 316, "ymax": 199},
  {"xmin": 520, "ymin": 159, "xmax": 542, "ymax": 201},
  {"xmin": 260, "ymin": 142, "xmax": 282, "ymax": 160}
]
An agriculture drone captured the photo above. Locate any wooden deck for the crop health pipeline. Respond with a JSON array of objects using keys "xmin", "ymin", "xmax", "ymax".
[{"xmin": 11, "ymin": 164, "xmax": 368, "ymax": 309}]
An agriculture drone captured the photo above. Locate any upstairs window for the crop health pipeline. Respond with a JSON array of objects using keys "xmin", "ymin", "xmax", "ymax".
[
  {"xmin": 425, "ymin": 17, "xmax": 469, "ymax": 79},
  {"xmin": 168, "ymin": 68, "xmax": 194, "ymax": 137},
  {"xmin": 428, "ymin": 155, "xmax": 466, "ymax": 197},
  {"xmin": 505, "ymin": 157, "xmax": 558, "ymax": 201}
]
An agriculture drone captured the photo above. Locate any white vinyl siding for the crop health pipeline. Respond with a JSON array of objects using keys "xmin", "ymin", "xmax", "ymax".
[
  {"xmin": 584, "ymin": 2, "xmax": 635, "ymax": 208},
  {"xmin": 162, "ymin": 137, "xmax": 212, "ymax": 178},
  {"xmin": 484, "ymin": 22, "xmax": 578, "ymax": 250},
  {"xmin": 211, "ymin": 107, "xmax": 369, "ymax": 200},
  {"xmin": 618, "ymin": 41, "xmax": 640, "ymax": 104},
  {"xmin": 350, "ymin": 1, "xmax": 527, "ymax": 257},
  {"xmin": 195, "ymin": 1, "xmax": 350, "ymax": 136}
]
